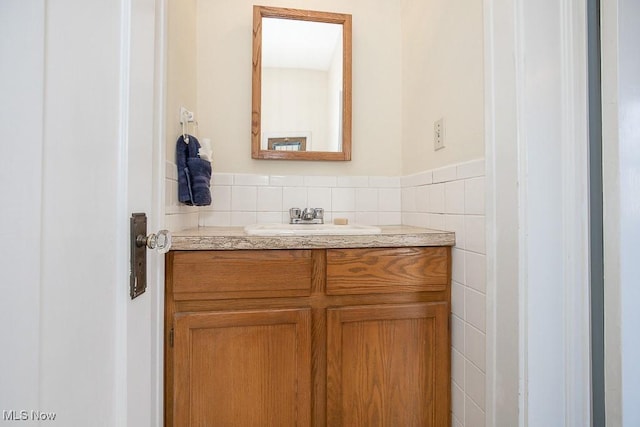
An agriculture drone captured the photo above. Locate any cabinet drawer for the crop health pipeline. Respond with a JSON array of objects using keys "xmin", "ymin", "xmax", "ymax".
[
  {"xmin": 171, "ymin": 250, "xmax": 313, "ymax": 299},
  {"xmin": 326, "ymin": 247, "xmax": 449, "ymax": 295}
]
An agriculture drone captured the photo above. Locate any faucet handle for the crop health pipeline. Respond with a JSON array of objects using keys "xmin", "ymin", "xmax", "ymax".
[
  {"xmin": 289, "ymin": 207, "xmax": 301, "ymax": 219},
  {"xmin": 301, "ymin": 207, "xmax": 315, "ymax": 220}
]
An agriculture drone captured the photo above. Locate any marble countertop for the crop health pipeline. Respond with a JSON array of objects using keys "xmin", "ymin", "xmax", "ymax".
[{"xmin": 170, "ymin": 225, "xmax": 455, "ymax": 250}]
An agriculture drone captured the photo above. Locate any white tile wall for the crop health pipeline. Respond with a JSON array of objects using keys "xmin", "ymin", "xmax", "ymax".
[
  {"xmin": 231, "ymin": 186, "xmax": 257, "ymax": 211},
  {"xmin": 445, "ymin": 215, "xmax": 466, "ymax": 248},
  {"xmin": 211, "ymin": 185, "xmax": 231, "ymax": 211},
  {"xmin": 401, "ymin": 170, "xmax": 433, "ymax": 187},
  {"xmin": 465, "ymin": 177, "xmax": 485, "ymax": 215},
  {"xmin": 465, "ymin": 396, "xmax": 486, "ymax": 427},
  {"xmin": 433, "ymin": 165, "xmax": 457, "ymax": 183},
  {"xmin": 283, "ymin": 187, "xmax": 307, "ymax": 210},
  {"xmin": 198, "ymin": 211, "xmax": 230, "ymax": 227},
  {"xmin": 307, "ymin": 187, "xmax": 332, "ymax": 210},
  {"xmin": 269, "ymin": 175, "xmax": 303, "ymax": 187},
  {"xmin": 465, "ymin": 324, "xmax": 486, "ymax": 370},
  {"xmin": 451, "ymin": 282, "xmax": 465, "ymax": 318},
  {"xmin": 212, "ymin": 172, "xmax": 233, "ymax": 186},
  {"xmin": 430, "ymin": 183, "xmax": 446, "ymax": 212},
  {"xmin": 445, "ymin": 180, "xmax": 466, "ymax": 214},
  {"xmin": 332, "ymin": 187, "xmax": 356, "ymax": 212},
  {"xmin": 256, "ymin": 187, "xmax": 283, "ymax": 212},
  {"xmin": 187, "ymin": 171, "xmax": 404, "ymax": 228},
  {"xmin": 452, "ymin": 382, "xmax": 465, "ymax": 424},
  {"xmin": 379, "ymin": 188, "xmax": 401, "ymax": 212},
  {"xmin": 230, "ymin": 211, "xmax": 256, "ymax": 226},
  {"xmin": 337, "ymin": 175, "xmax": 369, "ymax": 188},
  {"xmin": 234, "ymin": 173, "xmax": 269, "ymax": 186},
  {"xmin": 304, "ymin": 175, "xmax": 337, "ymax": 187},
  {"xmin": 355, "ymin": 188, "xmax": 378, "ymax": 212},
  {"xmin": 465, "ymin": 252, "xmax": 487, "ymax": 293},
  {"xmin": 401, "ymin": 158, "xmax": 486, "ymax": 426},
  {"xmin": 378, "ymin": 211, "xmax": 402, "ymax": 225},
  {"xmin": 164, "ymin": 158, "xmax": 487, "ymax": 427},
  {"xmin": 415, "ymin": 185, "xmax": 430, "ymax": 212},
  {"xmin": 164, "ymin": 161, "xmax": 200, "ymax": 231},
  {"xmin": 369, "ymin": 176, "xmax": 401, "ymax": 188},
  {"xmin": 465, "ymin": 360, "xmax": 486, "ymax": 412}
]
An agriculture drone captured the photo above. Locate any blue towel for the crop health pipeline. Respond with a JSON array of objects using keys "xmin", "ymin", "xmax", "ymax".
[{"xmin": 176, "ymin": 134, "xmax": 212, "ymax": 206}]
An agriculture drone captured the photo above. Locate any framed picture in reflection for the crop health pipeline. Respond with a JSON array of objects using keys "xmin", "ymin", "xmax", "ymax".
[{"xmin": 267, "ymin": 137, "xmax": 307, "ymax": 151}]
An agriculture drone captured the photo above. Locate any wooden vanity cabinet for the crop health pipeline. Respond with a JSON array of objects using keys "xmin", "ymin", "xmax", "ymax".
[{"xmin": 165, "ymin": 246, "xmax": 451, "ymax": 427}]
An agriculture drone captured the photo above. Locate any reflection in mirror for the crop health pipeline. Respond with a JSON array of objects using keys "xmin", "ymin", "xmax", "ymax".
[
  {"xmin": 252, "ymin": 6, "xmax": 352, "ymax": 161},
  {"xmin": 262, "ymin": 18, "xmax": 342, "ymax": 152}
]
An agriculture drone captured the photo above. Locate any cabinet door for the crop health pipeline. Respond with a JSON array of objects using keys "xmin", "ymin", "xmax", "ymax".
[
  {"xmin": 173, "ymin": 308, "xmax": 311, "ymax": 427},
  {"xmin": 327, "ymin": 302, "xmax": 449, "ymax": 427}
]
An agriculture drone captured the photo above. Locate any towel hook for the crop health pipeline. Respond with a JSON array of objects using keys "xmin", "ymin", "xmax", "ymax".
[
  {"xmin": 180, "ymin": 107, "xmax": 195, "ymax": 144},
  {"xmin": 181, "ymin": 120, "xmax": 189, "ymax": 144}
]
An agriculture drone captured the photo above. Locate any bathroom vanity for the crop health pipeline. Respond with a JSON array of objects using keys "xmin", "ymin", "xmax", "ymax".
[{"xmin": 164, "ymin": 226, "xmax": 454, "ymax": 426}]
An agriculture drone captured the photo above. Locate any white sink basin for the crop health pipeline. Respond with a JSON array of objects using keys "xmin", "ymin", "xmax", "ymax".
[{"xmin": 244, "ymin": 223, "xmax": 382, "ymax": 236}]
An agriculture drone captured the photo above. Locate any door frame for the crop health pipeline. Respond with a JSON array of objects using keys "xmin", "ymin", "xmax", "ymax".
[
  {"xmin": 151, "ymin": 0, "xmax": 168, "ymax": 423},
  {"xmin": 601, "ymin": 0, "xmax": 640, "ymax": 424},
  {"xmin": 147, "ymin": 0, "xmax": 169, "ymax": 423},
  {"xmin": 144, "ymin": 0, "xmax": 597, "ymax": 424},
  {"xmin": 484, "ymin": 0, "xmax": 592, "ymax": 425}
]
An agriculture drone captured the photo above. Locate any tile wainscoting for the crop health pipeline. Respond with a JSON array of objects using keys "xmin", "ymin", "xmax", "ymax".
[
  {"xmin": 201, "ymin": 173, "xmax": 402, "ymax": 227},
  {"xmin": 400, "ymin": 159, "xmax": 486, "ymax": 427},
  {"xmin": 164, "ymin": 158, "xmax": 486, "ymax": 426},
  {"xmin": 164, "ymin": 161, "xmax": 200, "ymax": 231}
]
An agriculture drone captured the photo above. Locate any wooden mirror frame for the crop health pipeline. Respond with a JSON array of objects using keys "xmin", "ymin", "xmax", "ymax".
[{"xmin": 252, "ymin": 6, "xmax": 352, "ymax": 161}]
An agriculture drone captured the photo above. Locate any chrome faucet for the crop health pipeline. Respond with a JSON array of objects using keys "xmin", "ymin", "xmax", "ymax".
[
  {"xmin": 301, "ymin": 208, "xmax": 315, "ymax": 220},
  {"xmin": 289, "ymin": 207, "xmax": 324, "ymax": 224}
]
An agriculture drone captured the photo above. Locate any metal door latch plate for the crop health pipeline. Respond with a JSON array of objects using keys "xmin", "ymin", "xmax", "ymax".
[{"xmin": 130, "ymin": 213, "xmax": 147, "ymax": 299}]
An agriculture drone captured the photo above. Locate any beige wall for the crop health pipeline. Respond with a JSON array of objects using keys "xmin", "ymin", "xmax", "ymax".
[
  {"xmin": 400, "ymin": 0, "xmax": 484, "ymax": 174},
  {"xmin": 194, "ymin": 0, "xmax": 403, "ymax": 176},
  {"xmin": 166, "ymin": 0, "xmax": 483, "ymax": 176},
  {"xmin": 166, "ymin": 0, "xmax": 197, "ymax": 165}
]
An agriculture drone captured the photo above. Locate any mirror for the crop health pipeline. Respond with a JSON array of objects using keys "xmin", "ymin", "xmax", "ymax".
[{"xmin": 252, "ymin": 6, "xmax": 352, "ymax": 161}]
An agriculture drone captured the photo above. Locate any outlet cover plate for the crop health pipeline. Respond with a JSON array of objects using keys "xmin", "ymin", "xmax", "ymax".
[{"xmin": 434, "ymin": 118, "xmax": 445, "ymax": 151}]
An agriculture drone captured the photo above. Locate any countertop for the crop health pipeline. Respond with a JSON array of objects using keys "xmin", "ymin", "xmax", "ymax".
[{"xmin": 170, "ymin": 225, "xmax": 455, "ymax": 250}]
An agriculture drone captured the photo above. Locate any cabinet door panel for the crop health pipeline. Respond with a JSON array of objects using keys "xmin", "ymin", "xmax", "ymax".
[
  {"xmin": 327, "ymin": 302, "xmax": 449, "ymax": 426},
  {"xmin": 174, "ymin": 308, "xmax": 311, "ymax": 427}
]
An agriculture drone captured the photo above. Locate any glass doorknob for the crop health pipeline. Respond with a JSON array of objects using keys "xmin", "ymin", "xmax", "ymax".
[{"xmin": 137, "ymin": 229, "xmax": 172, "ymax": 253}]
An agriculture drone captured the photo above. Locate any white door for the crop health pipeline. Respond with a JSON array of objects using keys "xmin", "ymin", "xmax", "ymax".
[
  {"xmin": 0, "ymin": 1, "xmax": 162, "ymax": 425},
  {"xmin": 121, "ymin": 0, "xmax": 165, "ymax": 425}
]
